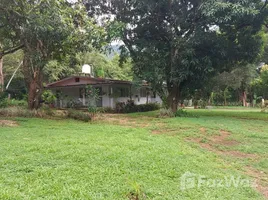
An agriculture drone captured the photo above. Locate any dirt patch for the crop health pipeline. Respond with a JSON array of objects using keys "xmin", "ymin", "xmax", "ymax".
[
  {"xmin": 188, "ymin": 137, "xmax": 258, "ymax": 159},
  {"xmin": 151, "ymin": 127, "xmax": 190, "ymax": 135},
  {"xmin": 198, "ymin": 129, "xmax": 239, "ymax": 147},
  {"xmin": 97, "ymin": 114, "xmax": 153, "ymax": 128},
  {"xmin": 190, "ymin": 135, "xmax": 266, "ymax": 198},
  {"xmin": 210, "ymin": 130, "xmax": 240, "ymax": 146},
  {"xmin": 245, "ymin": 167, "xmax": 268, "ymax": 199},
  {"xmin": 200, "ymin": 127, "xmax": 206, "ymax": 134},
  {"xmin": 0, "ymin": 120, "xmax": 18, "ymax": 127}
]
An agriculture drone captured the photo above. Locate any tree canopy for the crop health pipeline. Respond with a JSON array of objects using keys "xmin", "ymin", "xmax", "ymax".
[
  {"xmin": 0, "ymin": 0, "xmax": 105, "ymax": 108},
  {"xmin": 85, "ymin": 0, "xmax": 268, "ymax": 111}
]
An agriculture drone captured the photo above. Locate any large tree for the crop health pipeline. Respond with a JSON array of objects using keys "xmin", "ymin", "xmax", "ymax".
[
  {"xmin": 0, "ymin": 0, "xmax": 105, "ymax": 109},
  {"xmin": 85, "ymin": 0, "xmax": 268, "ymax": 111}
]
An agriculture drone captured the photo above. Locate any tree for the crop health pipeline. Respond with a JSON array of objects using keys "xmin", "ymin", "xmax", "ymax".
[
  {"xmin": 0, "ymin": 0, "xmax": 105, "ymax": 109},
  {"xmin": 207, "ymin": 64, "xmax": 258, "ymax": 106},
  {"xmin": 2, "ymin": 50, "xmax": 25, "ymax": 99},
  {"xmin": 85, "ymin": 0, "xmax": 268, "ymax": 111},
  {"xmin": 252, "ymin": 64, "xmax": 268, "ymax": 99},
  {"xmin": 76, "ymin": 51, "xmax": 133, "ymax": 80}
]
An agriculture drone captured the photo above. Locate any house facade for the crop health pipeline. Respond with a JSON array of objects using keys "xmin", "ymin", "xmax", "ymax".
[{"xmin": 46, "ymin": 76, "xmax": 162, "ymax": 108}]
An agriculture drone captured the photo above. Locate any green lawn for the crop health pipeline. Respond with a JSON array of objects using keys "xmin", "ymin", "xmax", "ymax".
[{"xmin": 0, "ymin": 109, "xmax": 267, "ymax": 199}]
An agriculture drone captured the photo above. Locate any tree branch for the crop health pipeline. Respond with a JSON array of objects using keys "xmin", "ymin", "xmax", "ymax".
[
  {"xmin": 0, "ymin": 44, "xmax": 24, "ymax": 57},
  {"xmin": 261, "ymin": 0, "xmax": 268, "ymax": 12}
]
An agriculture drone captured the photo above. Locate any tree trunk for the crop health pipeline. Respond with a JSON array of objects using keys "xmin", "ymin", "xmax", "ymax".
[
  {"xmin": 0, "ymin": 56, "xmax": 4, "ymax": 92},
  {"xmin": 167, "ymin": 84, "xmax": 179, "ymax": 112},
  {"xmin": 27, "ymin": 78, "xmax": 42, "ymax": 109},
  {"xmin": 242, "ymin": 91, "xmax": 247, "ymax": 107},
  {"xmin": 23, "ymin": 56, "xmax": 43, "ymax": 110}
]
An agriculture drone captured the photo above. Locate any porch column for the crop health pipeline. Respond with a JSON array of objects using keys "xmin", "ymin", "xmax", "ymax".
[
  {"xmin": 110, "ymin": 86, "xmax": 114, "ymax": 108},
  {"xmin": 82, "ymin": 93, "xmax": 86, "ymax": 106}
]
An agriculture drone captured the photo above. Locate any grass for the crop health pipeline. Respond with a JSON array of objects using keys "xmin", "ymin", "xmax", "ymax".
[
  {"xmin": 187, "ymin": 108, "xmax": 268, "ymax": 120},
  {"xmin": 0, "ymin": 109, "xmax": 268, "ymax": 199}
]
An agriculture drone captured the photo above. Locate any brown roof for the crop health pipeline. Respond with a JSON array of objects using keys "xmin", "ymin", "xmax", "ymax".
[{"xmin": 46, "ymin": 76, "xmax": 132, "ymax": 88}]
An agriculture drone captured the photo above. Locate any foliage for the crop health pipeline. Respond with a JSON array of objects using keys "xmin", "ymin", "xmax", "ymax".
[
  {"xmin": 85, "ymin": 85, "xmax": 100, "ymax": 118},
  {"xmin": 261, "ymin": 100, "xmax": 268, "ymax": 112},
  {"xmin": 42, "ymin": 90, "xmax": 57, "ymax": 104},
  {"xmin": 40, "ymin": 105, "xmax": 55, "ymax": 117},
  {"xmin": 43, "ymin": 58, "xmax": 81, "ymax": 83},
  {"xmin": 158, "ymin": 108, "xmax": 175, "ymax": 118},
  {"xmin": 252, "ymin": 64, "xmax": 268, "ymax": 99},
  {"xmin": 174, "ymin": 109, "xmax": 198, "ymax": 118},
  {"xmin": 0, "ymin": 0, "xmax": 106, "ymax": 109},
  {"xmin": 76, "ymin": 51, "xmax": 133, "ymax": 80},
  {"xmin": 115, "ymin": 100, "xmax": 160, "ymax": 113},
  {"xmin": 136, "ymin": 103, "xmax": 160, "ymax": 113},
  {"xmin": 66, "ymin": 98, "xmax": 83, "ymax": 109},
  {"xmin": 66, "ymin": 109, "xmax": 91, "ymax": 122},
  {"xmin": 86, "ymin": 0, "xmax": 268, "ymax": 111},
  {"xmin": 2, "ymin": 50, "xmax": 25, "ymax": 98},
  {"xmin": 115, "ymin": 102, "xmax": 126, "ymax": 113},
  {"xmin": 96, "ymin": 107, "xmax": 115, "ymax": 114},
  {"xmin": 0, "ymin": 98, "xmax": 8, "ymax": 108},
  {"xmin": 0, "ymin": 96, "xmax": 27, "ymax": 108}
]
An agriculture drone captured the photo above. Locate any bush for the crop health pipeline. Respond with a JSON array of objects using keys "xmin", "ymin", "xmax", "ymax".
[
  {"xmin": 174, "ymin": 109, "xmax": 198, "ymax": 118},
  {"xmin": 159, "ymin": 108, "xmax": 175, "ymax": 118},
  {"xmin": 115, "ymin": 100, "xmax": 160, "ymax": 113},
  {"xmin": 40, "ymin": 105, "xmax": 55, "ymax": 116},
  {"xmin": 0, "ymin": 97, "xmax": 27, "ymax": 108},
  {"xmin": 136, "ymin": 103, "xmax": 160, "ymax": 112},
  {"xmin": 42, "ymin": 90, "xmax": 56, "ymax": 104},
  {"xmin": 0, "ymin": 98, "xmax": 8, "ymax": 108},
  {"xmin": 8, "ymin": 99, "xmax": 27, "ymax": 107},
  {"xmin": 115, "ymin": 102, "xmax": 126, "ymax": 113},
  {"xmin": 67, "ymin": 110, "xmax": 91, "ymax": 122},
  {"xmin": 97, "ymin": 107, "xmax": 115, "ymax": 113}
]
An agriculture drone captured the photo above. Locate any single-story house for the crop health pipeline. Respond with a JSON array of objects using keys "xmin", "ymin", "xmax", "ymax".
[{"xmin": 46, "ymin": 75, "xmax": 162, "ymax": 108}]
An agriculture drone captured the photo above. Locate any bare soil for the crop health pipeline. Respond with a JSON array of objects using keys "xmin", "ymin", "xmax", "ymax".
[{"xmin": 0, "ymin": 120, "xmax": 18, "ymax": 127}]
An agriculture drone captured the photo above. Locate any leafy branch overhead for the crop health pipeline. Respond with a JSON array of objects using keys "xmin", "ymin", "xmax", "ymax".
[
  {"xmin": 0, "ymin": 0, "xmax": 106, "ymax": 109},
  {"xmin": 85, "ymin": 0, "xmax": 268, "ymax": 111}
]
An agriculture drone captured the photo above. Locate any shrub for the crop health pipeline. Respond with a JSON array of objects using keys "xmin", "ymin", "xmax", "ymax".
[
  {"xmin": 136, "ymin": 103, "xmax": 160, "ymax": 112},
  {"xmin": 42, "ymin": 90, "xmax": 56, "ymax": 104},
  {"xmin": 40, "ymin": 105, "xmax": 55, "ymax": 117},
  {"xmin": 115, "ymin": 102, "xmax": 126, "ymax": 113},
  {"xmin": 116, "ymin": 100, "xmax": 160, "ymax": 113},
  {"xmin": 67, "ymin": 110, "xmax": 91, "ymax": 122},
  {"xmin": 8, "ymin": 99, "xmax": 27, "ymax": 108},
  {"xmin": 174, "ymin": 109, "xmax": 198, "ymax": 118},
  {"xmin": 0, "ymin": 98, "xmax": 8, "ymax": 108},
  {"xmin": 0, "ymin": 96, "xmax": 27, "ymax": 108},
  {"xmin": 97, "ymin": 107, "xmax": 115, "ymax": 113},
  {"xmin": 159, "ymin": 108, "xmax": 175, "ymax": 118},
  {"xmin": 123, "ymin": 100, "xmax": 138, "ymax": 113}
]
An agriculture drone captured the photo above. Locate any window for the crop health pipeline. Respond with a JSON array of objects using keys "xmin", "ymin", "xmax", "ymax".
[{"xmin": 75, "ymin": 78, "xmax": 80, "ymax": 83}]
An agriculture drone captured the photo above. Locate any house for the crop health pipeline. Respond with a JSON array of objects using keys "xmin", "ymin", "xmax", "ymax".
[{"xmin": 46, "ymin": 75, "xmax": 162, "ymax": 108}]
